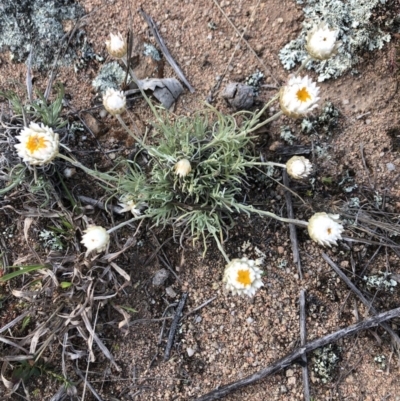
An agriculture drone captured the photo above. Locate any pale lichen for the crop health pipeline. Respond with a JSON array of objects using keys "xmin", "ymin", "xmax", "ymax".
[
  {"xmin": 279, "ymin": 0, "xmax": 392, "ymax": 81},
  {"xmin": 0, "ymin": 0, "xmax": 84, "ymax": 68}
]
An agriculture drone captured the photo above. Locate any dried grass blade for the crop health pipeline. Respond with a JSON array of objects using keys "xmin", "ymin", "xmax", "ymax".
[
  {"xmin": 0, "ymin": 310, "xmax": 30, "ymax": 334},
  {"xmin": 1, "ymin": 361, "xmax": 21, "ymax": 392},
  {"xmin": 0, "ymin": 337, "xmax": 29, "ymax": 355},
  {"xmin": 81, "ymin": 310, "xmax": 120, "ymax": 371},
  {"xmin": 109, "ymin": 262, "xmax": 130, "ymax": 282},
  {"xmin": 29, "ymin": 327, "xmax": 49, "ymax": 354}
]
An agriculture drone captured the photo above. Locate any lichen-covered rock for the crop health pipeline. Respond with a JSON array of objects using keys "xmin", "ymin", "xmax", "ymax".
[
  {"xmin": 279, "ymin": 0, "xmax": 392, "ymax": 81},
  {"xmin": 0, "ymin": 0, "xmax": 84, "ymax": 68}
]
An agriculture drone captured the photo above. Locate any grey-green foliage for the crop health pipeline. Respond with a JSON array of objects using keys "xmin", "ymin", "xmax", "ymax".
[
  {"xmin": 118, "ymin": 107, "xmax": 259, "ymax": 249},
  {"xmin": 92, "ymin": 62, "xmax": 128, "ymax": 93},
  {"xmin": 0, "ymin": 83, "xmax": 67, "ymax": 128},
  {"xmin": 279, "ymin": 0, "xmax": 391, "ymax": 81},
  {"xmin": 0, "ymin": 0, "xmax": 84, "ymax": 68}
]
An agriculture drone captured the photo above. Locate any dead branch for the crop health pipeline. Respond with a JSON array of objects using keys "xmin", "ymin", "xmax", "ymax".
[
  {"xmin": 322, "ymin": 252, "xmax": 400, "ymax": 349},
  {"xmin": 139, "ymin": 9, "xmax": 195, "ymax": 93},
  {"xmin": 164, "ymin": 292, "xmax": 188, "ymax": 361},
  {"xmin": 299, "ymin": 289, "xmax": 310, "ymax": 401},
  {"xmin": 283, "ymin": 170, "xmax": 302, "ymax": 278},
  {"xmin": 194, "ymin": 306, "xmax": 400, "ymax": 401}
]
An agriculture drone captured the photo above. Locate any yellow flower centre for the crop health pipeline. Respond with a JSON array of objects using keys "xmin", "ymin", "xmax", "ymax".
[
  {"xmin": 26, "ymin": 134, "xmax": 47, "ymax": 153},
  {"xmin": 327, "ymin": 227, "xmax": 332, "ymax": 235},
  {"xmin": 237, "ymin": 269, "xmax": 252, "ymax": 286},
  {"xmin": 296, "ymin": 87, "xmax": 311, "ymax": 103}
]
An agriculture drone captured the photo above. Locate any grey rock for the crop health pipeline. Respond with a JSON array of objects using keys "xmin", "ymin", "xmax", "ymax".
[
  {"xmin": 152, "ymin": 268, "xmax": 169, "ymax": 287},
  {"xmin": 221, "ymin": 83, "xmax": 254, "ymax": 110}
]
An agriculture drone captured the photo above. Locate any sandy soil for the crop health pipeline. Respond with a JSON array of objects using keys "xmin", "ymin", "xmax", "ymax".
[{"xmin": 1, "ymin": 0, "xmax": 400, "ymax": 400}]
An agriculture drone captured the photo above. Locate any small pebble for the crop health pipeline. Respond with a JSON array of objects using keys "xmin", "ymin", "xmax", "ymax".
[
  {"xmin": 152, "ymin": 269, "xmax": 169, "ymax": 287},
  {"xmin": 165, "ymin": 286, "xmax": 177, "ymax": 298},
  {"xmin": 387, "ymin": 163, "xmax": 395, "ymax": 171},
  {"xmin": 187, "ymin": 347, "xmax": 195, "ymax": 357},
  {"xmin": 342, "ymin": 99, "xmax": 350, "ymax": 105}
]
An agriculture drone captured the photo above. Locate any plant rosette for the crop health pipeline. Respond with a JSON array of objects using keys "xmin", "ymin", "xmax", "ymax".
[
  {"xmin": 279, "ymin": 75, "xmax": 320, "ymax": 119},
  {"xmin": 15, "ymin": 122, "xmax": 59, "ymax": 166},
  {"xmin": 305, "ymin": 23, "xmax": 340, "ymax": 61},
  {"xmin": 308, "ymin": 212, "xmax": 344, "ymax": 247},
  {"xmin": 81, "ymin": 225, "xmax": 110, "ymax": 256},
  {"xmin": 223, "ymin": 258, "xmax": 264, "ymax": 297}
]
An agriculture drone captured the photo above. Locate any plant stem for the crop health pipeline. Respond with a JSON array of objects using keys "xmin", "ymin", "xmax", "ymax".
[
  {"xmin": 295, "ymin": 55, "xmax": 312, "ymax": 75},
  {"xmin": 115, "ymin": 114, "xmax": 144, "ymax": 146},
  {"xmin": 107, "ymin": 215, "xmax": 148, "ymax": 234},
  {"xmin": 240, "ymin": 204, "xmax": 308, "ymax": 227},
  {"xmin": 57, "ymin": 153, "xmax": 118, "ymax": 188},
  {"xmin": 246, "ymin": 110, "xmax": 283, "ymax": 134},
  {"xmin": 211, "ymin": 232, "xmax": 230, "ymax": 264},
  {"xmin": 245, "ymin": 161, "xmax": 286, "ymax": 169}
]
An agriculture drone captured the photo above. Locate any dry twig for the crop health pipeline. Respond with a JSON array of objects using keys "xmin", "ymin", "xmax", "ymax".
[
  {"xmin": 299, "ymin": 289, "xmax": 310, "ymax": 401},
  {"xmin": 322, "ymin": 252, "xmax": 400, "ymax": 350},
  {"xmin": 139, "ymin": 8, "xmax": 195, "ymax": 93},
  {"xmin": 164, "ymin": 292, "xmax": 188, "ymax": 361},
  {"xmin": 283, "ymin": 170, "xmax": 302, "ymax": 278},
  {"xmin": 194, "ymin": 306, "xmax": 400, "ymax": 401}
]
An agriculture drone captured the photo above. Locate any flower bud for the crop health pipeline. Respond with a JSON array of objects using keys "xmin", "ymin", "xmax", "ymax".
[
  {"xmin": 81, "ymin": 225, "xmax": 110, "ymax": 256},
  {"xmin": 305, "ymin": 23, "xmax": 340, "ymax": 61},
  {"xmin": 174, "ymin": 159, "xmax": 192, "ymax": 178},
  {"xmin": 105, "ymin": 32, "xmax": 127, "ymax": 59},
  {"xmin": 103, "ymin": 88, "xmax": 126, "ymax": 116},
  {"xmin": 308, "ymin": 212, "xmax": 344, "ymax": 247},
  {"xmin": 286, "ymin": 156, "xmax": 312, "ymax": 179}
]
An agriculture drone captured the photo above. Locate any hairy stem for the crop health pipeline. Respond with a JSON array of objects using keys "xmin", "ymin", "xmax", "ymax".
[{"xmin": 107, "ymin": 215, "xmax": 148, "ymax": 234}]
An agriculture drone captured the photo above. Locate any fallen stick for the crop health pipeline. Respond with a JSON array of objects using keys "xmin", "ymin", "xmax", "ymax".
[
  {"xmin": 299, "ymin": 290, "xmax": 310, "ymax": 401},
  {"xmin": 283, "ymin": 170, "xmax": 302, "ymax": 279},
  {"xmin": 322, "ymin": 252, "xmax": 400, "ymax": 349},
  {"xmin": 139, "ymin": 8, "xmax": 195, "ymax": 93},
  {"xmin": 194, "ymin": 306, "xmax": 400, "ymax": 401},
  {"xmin": 164, "ymin": 292, "xmax": 188, "ymax": 361}
]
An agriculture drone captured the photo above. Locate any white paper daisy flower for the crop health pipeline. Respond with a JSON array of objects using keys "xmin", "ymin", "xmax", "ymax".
[
  {"xmin": 305, "ymin": 23, "xmax": 340, "ymax": 61},
  {"xmin": 174, "ymin": 159, "xmax": 192, "ymax": 178},
  {"xmin": 223, "ymin": 258, "xmax": 264, "ymax": 297},
  {"xmin": 286, "ymin": 156, "xmax": 312, "ymax": 179},
  {"xmin": 105, "ymin": 32, "xmax": 127, "ymax": 59},
  {"xmin": 81, "ymin": 225, "xmax": 110, "ymax": 256},
  {"xmin": 103, "ymin": 88, "xmax": 126, "ymax": 116},
  {"xmin": 308, "ymin": 212, "xmax": 344, "ymax": 247},
  {"xmin": 118, "ymin": 194, "xmax": 144, "ymax": 216},
  {"xmin": 15, "ymin": 122, "xmax": 59, "ymax": 166},
  {"xmin": 279, "ymin": 76, "xmax": 320, "ymax": 119}
]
